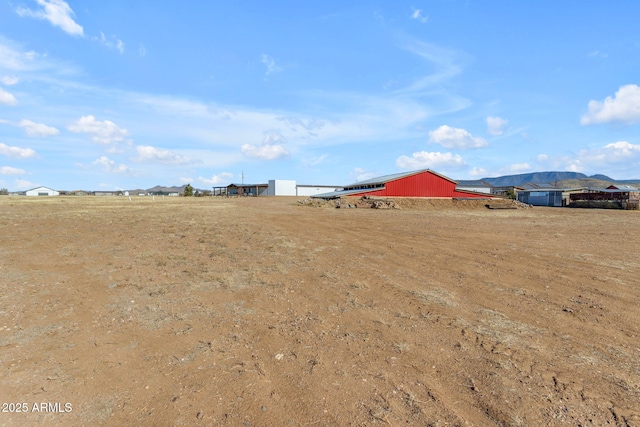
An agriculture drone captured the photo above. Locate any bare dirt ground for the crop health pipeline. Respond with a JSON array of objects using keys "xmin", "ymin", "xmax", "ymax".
[{"xmin": 0, "ymin": 196, "xmax": 638, "ymax": 426}]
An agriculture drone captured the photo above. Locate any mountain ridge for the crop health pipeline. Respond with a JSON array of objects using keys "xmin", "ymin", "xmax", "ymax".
[{"xmin": 478, "ymin": 171, "xmax": 640, "ymax": 187}]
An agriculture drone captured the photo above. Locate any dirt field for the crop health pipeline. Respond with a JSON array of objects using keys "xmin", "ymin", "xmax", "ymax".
[{"xmin": 1, "ymin": 196, "xmax": 638, "ymax": 426}]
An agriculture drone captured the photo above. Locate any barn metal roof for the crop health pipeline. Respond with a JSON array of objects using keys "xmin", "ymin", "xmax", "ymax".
[
  {"xmin": 342, "ymin": 169, "xmax": 454, "ymax": 188},
  {"xmin": 310, "ymin": 188, "xmax": 376, "ymax": 199}
]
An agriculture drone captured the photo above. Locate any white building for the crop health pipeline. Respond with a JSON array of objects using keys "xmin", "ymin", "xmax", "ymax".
[
  {"xmin": 267, "ymin": 180, "xmax": 297, "ymax": 196},
  {"xmin": 25, "ymin": 186, "xmax": 59, "ymax": 197},
  {"xmin": 266, "ymin": 180, "xmax": 342, "ymax": 196}
]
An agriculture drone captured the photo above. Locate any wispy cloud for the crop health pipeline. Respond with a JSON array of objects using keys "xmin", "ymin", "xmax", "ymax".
[
  {"xmin": 587, "ymin": 50, "xmax": 608, "ymax": 59},
  {"xmin": 68, "ymin": 115, "xmax": 130, "ymax": 145},
  {"xmin": 0, "ymin": 166, "xmax": 27, "ymax": 175},
  {"xmin": 18, "ymin": 119, "xmax": 59, "ymax": 137},
  {"xmin": 410, "ymin": 8, "xmax": 429, "ymax": 23},
  {"xmin": 394, "ymin": 38, "xmax": 467, "ymax": 97},
  {"xmin": 0, "ymin": 39, "xmax": 56, "ymax": 73},
  {"xmin": 94, "ymin": 32, "xmax": 125, "ymax": 54},
  {"xmin": 261, "ymin": 54, "xmax": 283, "ymax": 78},
  {"xmin": 581, "ymin": 84, "xmax": 640, "ymax": 125},
  {"xmin": 429, "ymin": 125, "xmax": 488, "ymax": 149},
  {"xmin": 198, "ymin": 172, "xmax": 234, "ymax": 185},
  {"xmin": 92, "ymin": 156, "xmax": 133, "ymax": 174},
  {"xmin": 1, "ymin": 76, "xmax": 19, "ymax": 85},
  {"xmin": 0, "ymin": 142, "xmax": 37, "ymax": 158},
  {"xmin": 16, "ymin": 0, "xmax": 84, "ymax": 36},
  {"xmin": 241, "ymin": 144, "xmax": 289, "ymax": 160}
]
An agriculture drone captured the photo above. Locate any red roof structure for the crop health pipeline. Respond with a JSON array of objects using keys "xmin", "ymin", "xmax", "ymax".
[{"xmin": 312, "ymin": 169, "xmax": 493, "ymax": 199}]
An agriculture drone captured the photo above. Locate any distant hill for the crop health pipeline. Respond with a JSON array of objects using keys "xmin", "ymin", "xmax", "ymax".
[
  {"xmin": 481, "ymin": 172, "xmax": 588, "ymax": 187},
  {"xmin": 480, "ymin": 171, "xmax": 640, "ymax": 187}
]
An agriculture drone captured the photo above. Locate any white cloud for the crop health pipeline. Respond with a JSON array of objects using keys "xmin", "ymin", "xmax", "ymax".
[
  {"xmin": 411, "ymin": 8, "xmax": 428, "ymax": 23},
  {"xmin": 241, "ymin": 143, "xmax": 289, "ymax": 160},
  {"xmin": 0, "ymin": 143, "xmax": 37, "ymax": 158},
  {"xmin": 14, "ymin": 179, "xmax": 35, "ymax": 189},
  {"xmin": 578, "ymin": 141, "xmax": 640, "ymax": 164},
  {"xmin": 507, "ymin": 163, "xmax": 531, "ymax": 173},
  {"xmin": 68, "ymin": 115, "xmax": 130, "ymax": 145},
  {"xmin": 179, "ymin": 177, "xmax": 193, "ymax": 184},
  {"xmin": 0, "ymin": 88, "xmax": 18, "ymax": 105},
  {"xmin": 241, "ymin": 130, "xmax": 290, "ymax": 160},
  {"xmin": 351, "ymin": 167, "xmax": 376, "ymax": 182},
  {"xmin": 92, "ymin": 156, "xmax": 133, "ymax": 174},
  {"xmin": 16, "ymin": 0, "xmax": 84, "ymax": 36},
  {"xmin": 537, "ymin": 141, "xmax": 640, "ymax": 177},
  {"xmin": 18, "ymin": 119, "xmax": 59, "ymax": 137},
  {"xmin": 429, "ymin": 125, "xmax": 488, "ymax": 149},
  {"xmin": 536, "ymin": 154, "xmax": 549, "ymax": 162},
  {"xmin": 261, "ymin": 54, "xmax": 282, "ymax": 77},
  {"xmin": 468, "ymin": 167, "xmax": 488, "ymax": 177},
  {"xmin": 198, "ymin": 172, "xmax": 234, "ymax": 185},
  {"xmin": 396, "ymin": 151, "xmax": 466, "ymax": 169},
  {"xmin": 1, "ymin": 76, "xmax": 19, "ymax": 85},
  {"xmin": 581, "ymin": 84, "xmax": 640, "ymax": 125},
  {"xmin": 0, "ymin": 166, "xmax": 26, "ymax": 175},
  {"xmin": 136, "ymin": 145, "xmax": 190, "ymax": 164},
  {"xmin": 486, "ymin": 116, "xmax": 508, "ymax": 136}
]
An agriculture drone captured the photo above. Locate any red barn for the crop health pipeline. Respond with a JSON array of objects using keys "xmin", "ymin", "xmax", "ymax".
[{"xmin": 311, "ymin": 169, "xmax": 492, "ymax": 199}]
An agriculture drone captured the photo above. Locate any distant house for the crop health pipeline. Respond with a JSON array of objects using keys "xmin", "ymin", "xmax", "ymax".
[
  {"xmin": 25, "ymin": 186, "xmax": 59, "ymax": 197},
  {"xmin": 93, "ymin": 191, "xmax": 115, "ymax": 196},
  {"xmin": 569, "ymin": 185, "xmax": 640, "ymax": 209},
  {"xmin": 224, "ymin": 183, "xmax": 268, "ymax": 196},
  {"xmin": 517, "ymin": 188, "xmax": 583, "ymax": 207},
  {"xmin": 492, "ymin": 185, "xmax": 525, "ymax": 198}
]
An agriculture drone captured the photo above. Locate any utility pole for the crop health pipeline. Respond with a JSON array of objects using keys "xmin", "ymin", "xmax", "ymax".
[{"xmin": 241, "ymin": 171, "xmax": 244, "ymax": 184}]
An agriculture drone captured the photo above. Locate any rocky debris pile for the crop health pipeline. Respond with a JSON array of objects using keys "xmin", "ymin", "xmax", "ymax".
[
  {"xmin": 297, "ymin": 198, "xmax": 338, "ymax": 208},
  {"xmin": 512, "ymin": 200, "xmax": 533, "ymax": 209},
  {"xmin": 337, "ymin": 196, "xmax": 399, "ymax": 209},
  {"xmin": 485, "ymin": 199, "xmax": 532, "ymax": 209}
]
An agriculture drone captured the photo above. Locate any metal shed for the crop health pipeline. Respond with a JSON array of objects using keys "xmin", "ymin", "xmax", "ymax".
[{"xmin": 25, "ymin": 186, "xmax": 59, "ymax": 196}]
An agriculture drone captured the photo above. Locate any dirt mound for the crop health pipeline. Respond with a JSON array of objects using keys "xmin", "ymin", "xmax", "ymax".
[{"xmin": 298, "ymin": 196, "xmax": 530, "ymax": 211}]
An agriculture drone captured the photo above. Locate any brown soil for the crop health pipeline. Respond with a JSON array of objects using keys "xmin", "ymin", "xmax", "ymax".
[{"xmin": 0, "ymin": 196, "xmax": 638, "ymax": 426}]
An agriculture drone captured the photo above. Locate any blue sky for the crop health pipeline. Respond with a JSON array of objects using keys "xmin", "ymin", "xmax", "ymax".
[{"xmin": 1, "ymin": 1, "xmax": 640, "ymax": 191}]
